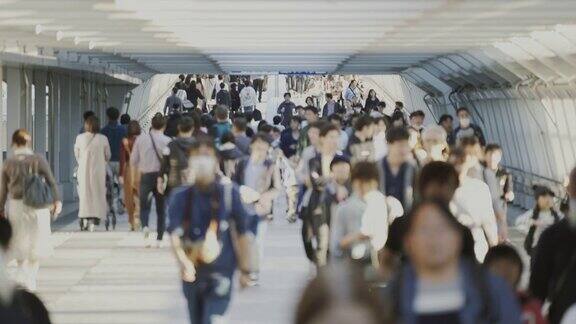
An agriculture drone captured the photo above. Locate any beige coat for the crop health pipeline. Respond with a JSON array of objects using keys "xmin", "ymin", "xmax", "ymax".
[{"xmin": 74, "ymin": 133, "xmax": 110, "ymax": 219}]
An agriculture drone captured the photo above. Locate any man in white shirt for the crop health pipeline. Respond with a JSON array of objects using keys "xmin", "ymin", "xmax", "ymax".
[
  {"xmin": 240, "ymin": 80, "xmax": 258, "ymax": 114},
  {"xmin": 130, "ymin": 114, "xmax": 172, "ymax": 247}
]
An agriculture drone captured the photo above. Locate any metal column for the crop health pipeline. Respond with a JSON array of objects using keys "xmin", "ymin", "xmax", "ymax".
[
  {"xmin": 6, "ymin": 66, "xmax": 30, "ymax": 153},
  {"xmin": 33, "ymin": 70, "xmax": 47, "ymax": 154}
]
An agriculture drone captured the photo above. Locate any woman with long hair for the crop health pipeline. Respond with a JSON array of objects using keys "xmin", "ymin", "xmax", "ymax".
[
  {"xmin": 120, "ymin": 120, "xmax": 142, "ymax": 231},
  {"xmin": 74, "ymin": 116, "xmax": 111, "ymax": 232},
  {"xmin": 0, "ymin": 129, "xmax": 61, "ymax": 291},
  {"xmin": 364, "ymin": 89, "xmax": 380, "ymax": 113}
]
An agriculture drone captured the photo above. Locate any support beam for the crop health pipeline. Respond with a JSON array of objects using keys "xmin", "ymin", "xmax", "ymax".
[
  {"xmin": 34, "ymin": 70, "xmax": 47, "ymax": 154},
  {"xmin": 57, "ymin": 73, "xmax": 74, "ymax": 201},
  {"xmin": 6, "ymin": 66, "xmax": 30, "ymax": 155}
]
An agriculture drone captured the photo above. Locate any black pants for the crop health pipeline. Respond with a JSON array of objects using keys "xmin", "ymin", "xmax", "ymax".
[
  {"xmin": 301, "ymin": 206, "xmax": 330, "ymax": 267},
  {"xmin": 140, "ymin": 172, "xmax": 166, "ymax": 241},
  {"xmin": 253, "ymin": 78, "xmax": 263, "ymax": 102}
]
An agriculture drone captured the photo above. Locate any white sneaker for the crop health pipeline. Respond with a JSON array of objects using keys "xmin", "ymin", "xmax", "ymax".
[
  {"xmin": 143, "ymin": 227, "xmax": 152, "ymax": 248},
  {"xmin": 88, "ymin": 222, "xmax": 95, "ymax": 232}
]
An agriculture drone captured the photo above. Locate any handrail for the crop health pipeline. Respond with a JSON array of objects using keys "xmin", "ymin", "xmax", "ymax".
[
  {"xmin": 503, "ymin": 164, "xmax": 562, "ymax": 185},
  {"xmin": 137, "ymin": 81, "xmax": 176, "ymax": 123}
]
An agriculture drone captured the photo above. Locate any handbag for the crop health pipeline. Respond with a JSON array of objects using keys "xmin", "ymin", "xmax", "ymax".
[{"xmin": 23, "ymin": 159, "xmax": 53, "ymax": 209}]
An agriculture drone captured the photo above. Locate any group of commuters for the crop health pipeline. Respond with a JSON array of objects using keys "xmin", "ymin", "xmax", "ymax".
[{"xmin": 2, "ymin": 74, "xmax": 576, "ymax": 324}]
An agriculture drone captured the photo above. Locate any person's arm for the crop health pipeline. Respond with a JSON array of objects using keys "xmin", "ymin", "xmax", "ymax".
[
  {"xmin": 196, "ymin": 89, "xmax": 205, "ymax": 100},
  {"xmin": 130, "ymin": 136, "xmax": 141, "ymax": 169},
  {"xmin": 481, "ymin": 188, "xmax": 499, "ymax": 247},
  {"xmin": 164, "ymin": 98, "xmax": 170, "ymax": 114},
  {"xmin": 74, "ymin": 135, "xmax": 81, "ymax": 162},
  {"xmin": 119, "ymin": 138, "xmax": 128, "ymax": 178},
  {"xmin": 485, "ymin": 169, "xmax": 508, "ymax": 241},
  {"xmin": 0, "ymin": 165, "xmax": 9, "ymax": 217}
]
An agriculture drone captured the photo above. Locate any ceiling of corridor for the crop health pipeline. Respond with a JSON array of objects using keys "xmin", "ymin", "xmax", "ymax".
[{"xmin": 2, "ymin": 0, "xmax": 576, "ymax": 82}]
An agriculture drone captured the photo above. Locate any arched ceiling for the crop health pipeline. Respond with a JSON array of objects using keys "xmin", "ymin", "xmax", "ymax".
[{"xmin": 1, "ymin": 0, "xmax": 576, "ymax": 86}]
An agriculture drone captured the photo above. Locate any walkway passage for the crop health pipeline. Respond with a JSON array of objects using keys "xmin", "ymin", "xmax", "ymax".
[{"xmin": 31, "ymin": 214, "xmax": 309, "ymax": 324}]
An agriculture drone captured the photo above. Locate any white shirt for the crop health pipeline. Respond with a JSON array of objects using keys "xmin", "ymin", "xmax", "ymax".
[
  {"xmin": 240, "ymin": 86, "xmax": 258, "ymax": 107},
  {"xmin": 373, "ymin": 131, "xmax": 388, "ymax": 161},
  {"xmin": 360, "ymin": 190, "xmax": 390, "ymax": 251},
  {"xmin": 338, "ymin": 130, "xmax": 348, "ymax": 152},
  {"xmin": 515, "ymin": 209, "xmax": 562, "ymax": 249},
  {"xmin": 452, "ymin": 177, "xmax": 498, "ymax": 262}
]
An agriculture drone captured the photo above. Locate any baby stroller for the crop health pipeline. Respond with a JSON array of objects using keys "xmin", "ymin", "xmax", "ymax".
[{"xmin": 105, "ymin": 165, "xmax": 118, "ymax": 231}]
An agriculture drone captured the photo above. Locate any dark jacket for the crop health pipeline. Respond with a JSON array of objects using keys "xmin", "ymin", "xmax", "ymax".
[
  {"xmin": 230, "ymin": 89, "xmax": 241, "ymax": 111},
  {"xmin": 216, "ymin": 89, "xmax": 232, "ymax": 107},
  {"xmin": 160, "ymin": 137, "xmax": 195, "ymax": 190},
  {"xmin": 322, "ymin": 101, "xmax": 344, "ymax": 118},
  {"xmin": 164, "ymin": 112, "xmax": 181, "ymax": 138},
  {"xmin": 164, "ymin": 94, "xmax": 182, "ymax": 114},
  {"xmin": 101, "ymin": 121, "xmax": 127, "ymax": 162},
  {"xmin": 186, "ymin": 87, "xmax": 205, "ymax": 108},
  {"xmin": 277, "ymin": 101, "xmax": 296, "ymax": 126},
  {"xmin": 210, "ymin": 121, "xmax": 232, "ymax": 145},
  {"xmin": 218, "ymin": 143, "xmax": 245, "ymax": 178},
  {"xmin": 364, "ymin": 97, "xmax": 380, "ymax": 112},
  {"xmin": 377, "ymin": 157, "xmax": 417, "ymax": 212},
  {"xmin": 381, "ymin": 261, "xmax": 522, "ymax": 324},
  {"xmin": 454, "ymin": 123, "xmax": 486, "ymax": 146},
  {"xmin": 279, "ymin": 129, "xmax": 299, "ymax": 159},
  {"xmin": 529, "ymin": 219, "xmax": 576, "ymax": 324}
]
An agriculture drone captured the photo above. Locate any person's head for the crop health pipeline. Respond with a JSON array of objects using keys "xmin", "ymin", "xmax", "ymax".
[
  {"xmin": 395, "ymin": 101, "xmax": 404, "ymax": 109},
  {"xmin": 353, "ymin": 115, "xmax": 374, "ymax": 140},
  {"xmin": 151, "ymin": 114, "xmax": 166, "ymax": 131},
  {"xmin": 84, "ymin": 115, "xmax": 100, "ymax": 133},
  {"xmin": 219, "ymin": 82, "xmax": 225, "ymax": 90},
  {"xmin": 295, "ymin": 264, "xmax": 386, "ymax": 324},
  {"xmin": 83, "ymin": 110, "xmax": 95, "ymax": 121},
  {"xmin": 220, "ymin": 131, "xmax": 235, "ymax": 145},
  {"xmin": 484, "ymin": 144, "xmax": 502, "ymax": 170},
  {"xmin": 289, "ymin": 116, "xmax": 302, "ymax": 131},
  {"xmin": 319, "ymin": 124, "xmax": 340, "ymax": 154},
  {"xmin": 376, "ymin": 101, "xmax": 386, "ymax": 112},
  {"xmin": 349, "ymin": 79, "xmax": 357, "ymax": 88},
  {"xmin": 178, "ymin": 116, "xmax": 195, "ymax": 137},
  {"xmin": 330, "ymin": 156, "xmax": 351, "ymax": 185},
  {"xmin": 0, "ymin": 217, "xmax": 12, "ymax": 252},
  {"xmin": 409, "ymin": 110, "xmax": 425, "ymax": 130},
  {"xmin": 230, "ymin": 82, "xmax": 237, "ymax": 91},
  {"xmin": 404, "ymin": 200, "xmax": 466, "ymax": 272},
  {"xmin": 374, "ymin": 117, "xmax": 389, "ymax": 135},
  {"xmin": 328, "ymin": 114, "xmax": 343, "ymax": 129},
  {"xmin": 421, "ymin": 125, "xmax": 448, "ymax": 161},
  {"xmin": 250, "ymin": 132, "xmax": 272, "ymax": 160},
  {"xmin": 533, "ymin": 185, "xmax": 555, "ymax": 210},
  {"xmin": 258, "ymin": 120, "xmax": 270, "ymax": 133},
  {"xmin": 188, "ymin": 136, "xmax": 219, "ymax": 189},
  {"xmin": 457, "ymin": 107, "xmax": 471, "ymax": 128},
  {"xmin": 252, "ymin": 109, "xmax": 262, "ymax": 122},
  {"xmin": 218, "ymin": 75, "xmax": 224, "ymax": 81},
  {"xmin": 185, "ymin": 74, "xmax": 193, "ymax": 85},
  {"xmin": 296, "ymin": 105, "xmax": 306, "ymax": 117},
  {"xmin": 306, "ymin": 97, "xmax": 315, "ymax": 106},
  {"xmin": 273, "ymin": 115, "xmax": 282, "ymax": 126},
  {"xmin": 271, "ymin": 127, "xmax": 281, "ymax": 141},
  {"xmin": 459, "ymin": 136, "xmax": 482, "ymax": 165},
  {"xmin": 304, "ymin": 106, "xmax": 319, "ymax": 123},
  {"xmin": 106, "ymin": 106, "xmax": 120, "ymax": 121},
  {"xmin": 178, "ymin": 74, "xmax": 185, "ymax": 81},
  {"xmin": 484, "ymin": 244, "xmax": 523, "ymax": 289},
  {"xmin": 172, "ymin": 87, "xmax": 179, "ymax": 95},
  {"xmin": 308, "ymin": 121, "xmax": 327, "ymax": 148},
  {"xmin": 325, "ymin": 93, "xmax": 334, "ymax": 101},
  {"xmin": 438, "ymin": 114, "xmax": 454, "ymax": 133},
  {"xmin": 243, "ymin": 79, "xmax": 251, "ymax": 87},
  {"xmin": 11, "ymin": 129, "xmax": 31, "ymax": 148},
  {"xmin": 386, "ymin": 127, "xmax": 411, "ymax": 162},
  {"xmin": 390, "ymin": 110, "xmax": 407, "ymax": 128},
  {"xmin": 368, "ymin": 89, "xmax": 376, "ymax": 99},
  {"xmin": 126, "ymin": 120, "xmax": 141, "ymax": 138},
  {"xmin": 418, "ymin": 162, "xmax": 459, "ymax": 204},
  {"xmin": 351, "ymin": 161, "xmax": 379, "ymax": 197},
  {"xmin": 232, "ymin": 117, "xmax": 247, "ymax": 135},
  {"xmin": 120, "ymin": 113, "xmax": 131, "ymax": 125},
  {"xmin": 284, "ymin": 92, "xmax": 291, "ymax": 102},
  {"xmin": 190, "ymin": 80, "xmax": 196, "ymax": 89},
  {"xmin": 215, "ymin": 105, "xmax": 229, "ymax": 122}
]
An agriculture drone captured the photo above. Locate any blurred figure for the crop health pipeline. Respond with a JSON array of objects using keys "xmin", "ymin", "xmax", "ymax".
[
  {"xmin": 515, "ymin": 185, "xmax": 561, "ymax": 256},
  {"xmin": 439, "ymin": 114, "xmax": 455, "ymax": 146},
  {"xmin": 0, "ymin": 130, "xmax": 61, "ymax": 291},
  {"xmin": 75, "ymin": 116, "xmax": 111, "ymax": 232},
  {"xmin": 100, "ymin": 106, "xmax": 127, "ymax": 216},
  {"xmin": 322, "ymin": 93, "xmax": 343, "ymax": 118},
  {"xmin": 277, "ymin": 92, "xmax": 296, "ymax": 127},
  {"xmin": 0, "ymin": 217, "xmax": 52, "ymax": 324},
  {"xmin": 218, "ymin": 132, "xmax": 245, "ymax": 179},
  {"xmin": 485, "ymin": 245, "xmax": 547, "ymax": 324},
  {"xmin": 530, "ymin": 166, "xmax": 576, "ymax": 324},
  {"xmin": 408, "ymin": 110, "xmax": 425, "ymax": 133},
  {"xmin": 485, "ymin": 143, "xmax": 514, "ymax": 221},
  {"xmin": 229, "ymin": 82, "xmax": 241, "ymax": 112},
  {"xmin": 454, "ymin": 107, "xmax": 486, "ymax": 146},
  {"xmin": 215, "ymin": 82, "xmax": 231, "ymax": 107},
  {"xmin": 295, "ymin": 264, "xmax": 387, "ymax": 324},
  {"xmin": 239, "ymin": 80, "xmax": 258, "ymax": 114},
  {"xmin": 372, "ymin": 117, "xmax": 389, "ymax": 161},
  {"xmin": 280, "ymin": 116, "xmax": 302, "ymax": 160},
  {"xmin": 364, "ymin": 89, "xmax": 380, "ymax": 113},
  {"xmin": 346, "ymin": 115, "xmax": 375, "ymax": 164},
  {"xmin": 120, "ymin": 121, "xmax": 142, "ymax": 231},
  {"xmin": 209, "ymin": 105, "xmax": 232, "ymax": 145},
  {"xmin": 381, "ymin": 200, "xmax": 521, "ymax": 324},
  {"xmin": 327, "ymin": 114, "xmax": 348, "ymax": 152},
  {"xmin": 164, "ymin": 87, "xmax": 183, "ymax": 114},
  {"xmin": 421, "ymin": 125, "xmax": 448, "ymax": 163},
  {"xmin": 231, "ymin": 117, "xmax": 251, "ymax": 155}
]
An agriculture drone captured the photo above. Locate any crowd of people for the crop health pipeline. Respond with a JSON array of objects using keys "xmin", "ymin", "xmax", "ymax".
[{"xmin": 1, "ymin": 74, "xmax": 576, "ymax": 324}]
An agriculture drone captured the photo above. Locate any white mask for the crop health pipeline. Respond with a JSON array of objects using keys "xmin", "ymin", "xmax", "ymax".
[{"xmin": 460, "ymin": 118, "xmax": 471, "ymax": 128}]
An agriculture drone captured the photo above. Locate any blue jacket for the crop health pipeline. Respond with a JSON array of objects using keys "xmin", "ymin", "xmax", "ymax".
[
  {"xmin": 382, "ymin": 261, "xmax": 522, "ymax": 324},
  {"xmin": 101, "ymin": 121, "xmax": 127, "ymax": 162}
]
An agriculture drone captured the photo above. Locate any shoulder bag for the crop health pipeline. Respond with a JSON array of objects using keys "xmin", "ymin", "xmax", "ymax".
[{"xmin": 23, "ymin": 158, "xmax": 53, "ymax": 209}]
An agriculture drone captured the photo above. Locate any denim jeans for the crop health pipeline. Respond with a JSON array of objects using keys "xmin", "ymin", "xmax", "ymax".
[{"xmin": 182, "ymin": 275, "xmax": 232, "ymax": 324}]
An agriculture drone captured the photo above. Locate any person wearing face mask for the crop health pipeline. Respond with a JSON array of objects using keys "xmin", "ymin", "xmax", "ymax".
[
  {"xmin": 167, "ymin": 152, "xmax": 252, "ymax": 324},
  {"xmin": 409, "ymin": 110, "xmax": 425, "ymax": 133},
  {"xmin": 345, "ymin": 115, "xmax": 375, "ymax": 164},
  {"xmin": 529, "ymin": 166, "xmax": 576, "ymax": 324},
  {"xmin": 454, "ymin": 107, "xmax": 486, "ymax": 146},
  {"xmin": 233, "ymin": 133, "xmax": 280, "ymax": 285}
]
